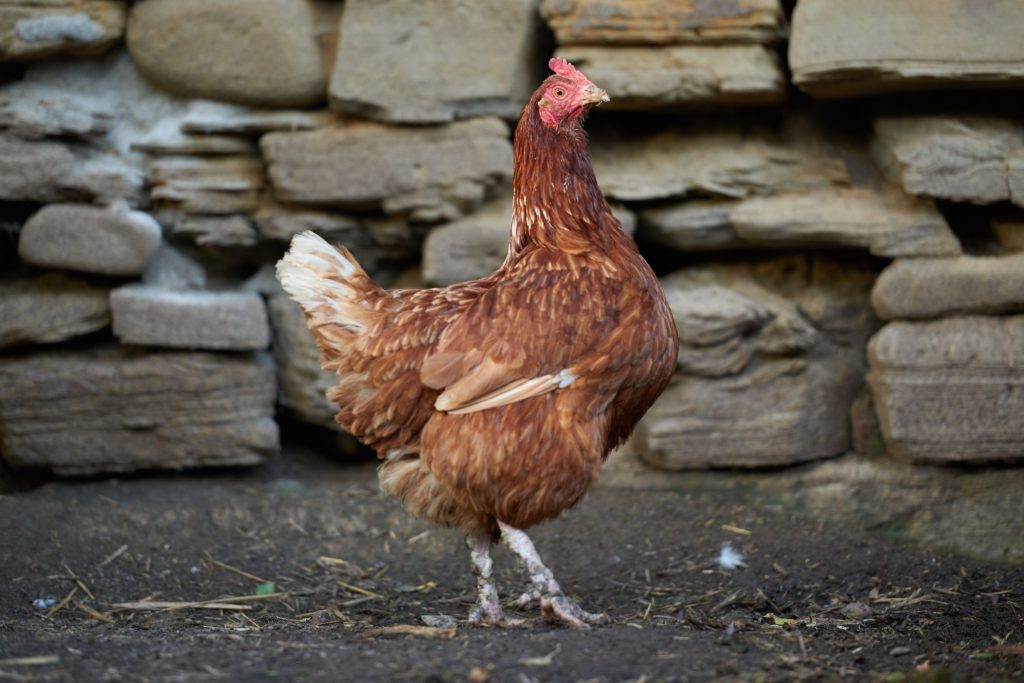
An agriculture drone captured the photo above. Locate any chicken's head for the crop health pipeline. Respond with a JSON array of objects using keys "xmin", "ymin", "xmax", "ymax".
[{"xmin": 537, "ymin": 58, "xmax": 609, "ymax": 129}]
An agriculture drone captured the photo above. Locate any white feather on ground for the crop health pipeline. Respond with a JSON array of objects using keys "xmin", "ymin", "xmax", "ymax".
[{"xmin": 718, "ymin": 542, "xmax": 747, "ymax": 570}]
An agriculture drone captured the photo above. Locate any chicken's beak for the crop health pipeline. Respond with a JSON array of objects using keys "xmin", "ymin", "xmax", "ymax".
[{"xmin": 581, "ymin": 84, "xmax": 610, "ymax": 106}]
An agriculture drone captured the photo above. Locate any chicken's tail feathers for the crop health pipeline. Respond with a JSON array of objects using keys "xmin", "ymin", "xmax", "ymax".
[{"xmin": 276, "ymin": 231, "xmax": 375, "ymax": 332}]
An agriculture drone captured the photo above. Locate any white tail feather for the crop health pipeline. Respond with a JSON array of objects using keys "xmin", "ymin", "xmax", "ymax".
[{"xmin": 276, "ymin": 231, "xmax": 366, "ymax": 331}]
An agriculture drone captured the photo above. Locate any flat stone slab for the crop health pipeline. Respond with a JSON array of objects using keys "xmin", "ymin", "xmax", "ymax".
[
  {"xmin": 329, "ymin": 0, "xmax": 543, "ymax": 123},
  {"xmin": 261, "ymin": 118, "xmax": 512, "ymax": 222},
  {"xmin": 0, "ymin": 134, "xmax": 143, "ymax": 205},
  {"xmin": 18, "ymin": 203, "xmax": 161, "ymax": 276},
  {"xmin": 641, "ymin": 188, "xmax": 962, "ymax": 257},
  {"xmin": 590, "ymin": 125, "xmax": 847, "ymax": 201},
  {"xmin": 728, "ymin": 188, "xmax": 962, "ymax": 258},
  {"xmin": 789, "ymin": 0, "xmax": 1024, "ymax": 98},
  {"xmin": 541, "ymin": 0, "xmax": 784, "ymax": 45},
  {"xmin": 554, "ymin": 45, "xmax": 784, "ymax": 108},
  {"xmin": 126, "ymin": 0, "xmax": 326, "ymax": 107},
  {"xmin": 872, "ymin": 116, "xmax": 1024, "ymax": 207},
  {"xmin": 149, "ymin": 156, "xmax": 265, "ymax": 215},
  {"xmin": 872, "ymin": 254, "xmax": 1024, "ymax": 320},
  {"xmin": 868, "ymin": 316, "xmax": 1024, "ymax": 463},
  {"xmin": 0, "ymin": 0, "xmax": 126, "ymax": 62},
  {"xmin": 0, "ymin": 348, "xmax": 278, "ymax": 475},
  {"xmin": 0, "ymin": 273, "xmax": 110, "ymax": 350},
  {"xmin": 110, "ymin": 286, "xmax": 270, "ymax": 351}
]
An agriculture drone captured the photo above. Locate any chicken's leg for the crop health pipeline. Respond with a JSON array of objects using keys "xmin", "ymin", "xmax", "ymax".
[
  {"xmin": 466, "ymin": 535, "xmax": 524, "ymax": 627},
  {"xmin": 498, "ymin": 522, "xmax": 610, "ymax": 628}
]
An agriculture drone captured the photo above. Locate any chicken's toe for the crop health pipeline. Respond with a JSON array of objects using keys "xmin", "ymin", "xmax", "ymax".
[{"xmin": 539, "ymin": 594, "xmax": 610, "ymax": 629}]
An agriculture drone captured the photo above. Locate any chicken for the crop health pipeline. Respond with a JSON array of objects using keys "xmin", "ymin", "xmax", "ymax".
[{"xmin": 276, "ymin": 58, "xmax": 678, "ymax": 628}]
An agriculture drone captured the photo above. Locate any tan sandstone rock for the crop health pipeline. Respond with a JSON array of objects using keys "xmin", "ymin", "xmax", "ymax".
[
  {"xmin": 261, "ymin": 118, "xmax": 512, "ymax": 222},
  {"xmin": 790, "ymin": 0, "xmax": 1024, "ymax": 98},
  {"xmin": 872, "ymin": 254, "xmax": 1024, "ymax": 321},
  {"xmin": 110, "ymin": 286, "xmax": 270, "ymax": 351},
  {"xmin": 872, "ymin": 116, "xmax": 1024, "ymax": 207},
  {"xmin": 330, "ymin": 0, "xmax": 544, "ymax": 123},
  {"xmin": 868, "ymin": 316, "xmax": 1024, "ymax": 463},
  {"xmin": 0, "ymin": 273, "xmax": 110, "ymax": 349},
  {"xmin": 554, "ymin": 45, "xmax": 784, "ymax": 108},
  {"xmin": 0, "ymin": 0, "xmax": 125, "ymax": 62},
  {"xmin": 541, "ymin": 0, "xmax": 784, "ymax": 45},
  {"xmin": 126, "ymin": 0, "xmax": 326, "ymax": 107},
  {"xmin": 19, "ymin": 203, "xmax": 161, "ymax": 275},
  {"xmin": 0, "ymin": 348, "xmax": 279, "ymax": 474}
]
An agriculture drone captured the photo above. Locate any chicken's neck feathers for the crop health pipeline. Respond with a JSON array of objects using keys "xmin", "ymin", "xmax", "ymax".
[{"xmin": 507, "ymin": 100, "xmax": 619, "ymax": 261}]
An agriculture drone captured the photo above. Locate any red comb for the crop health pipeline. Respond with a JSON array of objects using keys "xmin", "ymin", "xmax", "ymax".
[{"xmin": 548, "ymin": 57, "xmax": 589, "ymax": 83}]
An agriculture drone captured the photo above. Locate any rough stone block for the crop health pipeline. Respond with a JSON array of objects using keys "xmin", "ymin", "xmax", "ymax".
[
  {"xmin": 790, "ymin": 0, "xmax": 1024, "ymax": 98},
  {"xmin": 19, "ymin": 203, "xmax": 161, "ymax": 275},
  {"xmin": 555, "ymin": 45, "xmax": 784, "ymax": 108},
  {"xmin": 872, "ymin": 116, "xmax": 1024, "ymax": 207},
  {"xmin": 0, "ymin": 348, "xmax": 279, "ymax": 474},
  {"xmin": 329, "ymin": 0, "xmax": 543, "ymax": 123},
  {"xmin": 110, "ymin": 286, "xmax": 270, "ymax": 351},
  {"xmin": 126, "ymin": 0, "xmax": 326, "ymax": 107},
  {"xmin": 0, "ymin": 0, "xmax": 126, "ymax": 62},
  {"xmin": 261, "ymin": 118, "xmax": 512, "ymax": 222},
  {"xmin": 591, "ymin": 125, "xmax": 847, "ymax": 201},
  {"xmin": 541, "ymin": 0, "xmax": 784, "ymax": 45},
  {"xmin": 0, "ymin": 273, "xmax": 110, "ymax": 350},
  {"xmin": 868, "ymin": 316, "xmax": 1024, "ymax": 463},
  {"xmin": 872, "ymin": 254, "xmax": 1024, "ymax": 320}
]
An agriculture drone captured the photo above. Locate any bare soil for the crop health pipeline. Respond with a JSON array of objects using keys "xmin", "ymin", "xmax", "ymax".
[{"xmin": 1, "ymin": 448, "xmax": 1022, "ymax": 683}]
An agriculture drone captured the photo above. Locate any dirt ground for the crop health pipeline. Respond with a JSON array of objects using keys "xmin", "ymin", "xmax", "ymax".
[{"xmin": 1, "ymin": 447, "xmax": 1022, "ymax": 683}]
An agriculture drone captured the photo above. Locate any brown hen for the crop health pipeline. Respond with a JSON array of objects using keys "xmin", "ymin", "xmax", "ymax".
[{"xmin": 276, "ymin": 58, "xmax": 678, "ymax": 628}]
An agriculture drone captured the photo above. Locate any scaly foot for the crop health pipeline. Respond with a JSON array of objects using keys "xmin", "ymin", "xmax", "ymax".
[
  {"xmin": 498, "ymin": 522, "xmax": 610, "ymax": 629},
  {"xmin": 466, "ymin": 534, "xmax": 525, "ymax": 628}
]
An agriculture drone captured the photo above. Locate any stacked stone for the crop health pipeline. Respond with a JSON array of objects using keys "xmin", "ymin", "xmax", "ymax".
[{"xmin": 1, "ymin": 0, "xmax": 1023, "ymax": 477}]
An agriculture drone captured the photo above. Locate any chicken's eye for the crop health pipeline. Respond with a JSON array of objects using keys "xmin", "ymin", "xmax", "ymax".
[{"xmin": 552, "ymin": 87, "xmax": 567, "ymax": 99}]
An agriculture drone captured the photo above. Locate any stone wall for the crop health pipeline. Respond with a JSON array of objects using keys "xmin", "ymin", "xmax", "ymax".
[{"xmin": 1, "ymin": 0, "xmax": 1022, "ymax": 476}]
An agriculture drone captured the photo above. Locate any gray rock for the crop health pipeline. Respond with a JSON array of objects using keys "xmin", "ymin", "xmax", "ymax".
[
  {"xmin": 266, "ymin": 288, "xmax": 341, "ymax": 431},
  {"xmin": 174, "ymin": 215, "xmax": 258, "ymax": 247},
  {"xmin": 180, "ymin": 104, "xmax": 329, "ymax": 135},
  {"xmin": 0, "ymin": 348, "xmax": 278, "ymax": 474},
  {"xmin": 872, "ymin": 254, "xmax": 1024, "ymax": 321},
  {"xmin": 635, "ymin": 256, "xmax": 877, "ymax": 469},
  {"xmin": 872, "ymin": 116, "xmax": 1024, "ymax": 207},
  {"xmin": 141, "ymin": 243, "xmax": 207, "ymax": 290},
  {"xmin": 789, "ymin": 0, "xmax": 1024, "ymax": 98},
  {"xmin": 0, "ymin": 88, "xmax": 113, "ymax": 139},
  {"xmin": 110, "ymin": 286, "xmax": 270, "ymax": 351},
  {"xmin": 261, "ymin": 118, "xmax": 512, "ymax": 222},
  {"xmin": 0, "ymin": 0, "xmax": 126, "ymax": 62},
  {"xmin": 868, "ymin": 316, "xmax": 1024, "ymax": 463},
  {"xmin": 149, "ymin": 156, "xmax": 265, "ymax": 215},
  {"xmin": 0, "ymin": 273, "xmax": 110, "ymax": 350},
  {"xmin": 421, "ymin": 195, "xmax": 636, "ymax": 286},
  {"xmin": 555, "ymin": 45, "xmax": 784, "ymax": 108},
  {"xmin": 729, "ymin": 188, "xmax": 962, "ymax": 257},
  {"xmin": 126, "ymin": 0, "xmax": 326, "ymax": 107},
  {"xmin": 0, "ymin": 134, "xmax": 143, "ymax": 204},
  {"xmin": 329, "ymin": 0, "xmax": 543, "ymax": 123},
  {"xmin": 639, "ymin": 200, "xmax": 738, "ymax": 250},
  {"xmin": 591, "ymin": 125, "xmax": 847, "ymax": 201},
  {"xmin": 130, "ymin": 131, "xmax": 255, "ymax": 157},
  {"xmin": 19, "ymin": 203, "xmax": 162, "ymax": 275},
  {"xmin": 541, "ymin": 0, "xmax": 784, "ymax": 45}
]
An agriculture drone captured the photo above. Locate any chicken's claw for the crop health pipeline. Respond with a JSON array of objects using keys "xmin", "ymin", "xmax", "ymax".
[
  {"xmin": 540, "ymin": 595, "xmax": 611, "ymax": 629},
  {"xmin": 468, "ymin": 605, "xmax": 526, "ymax": 628}
]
